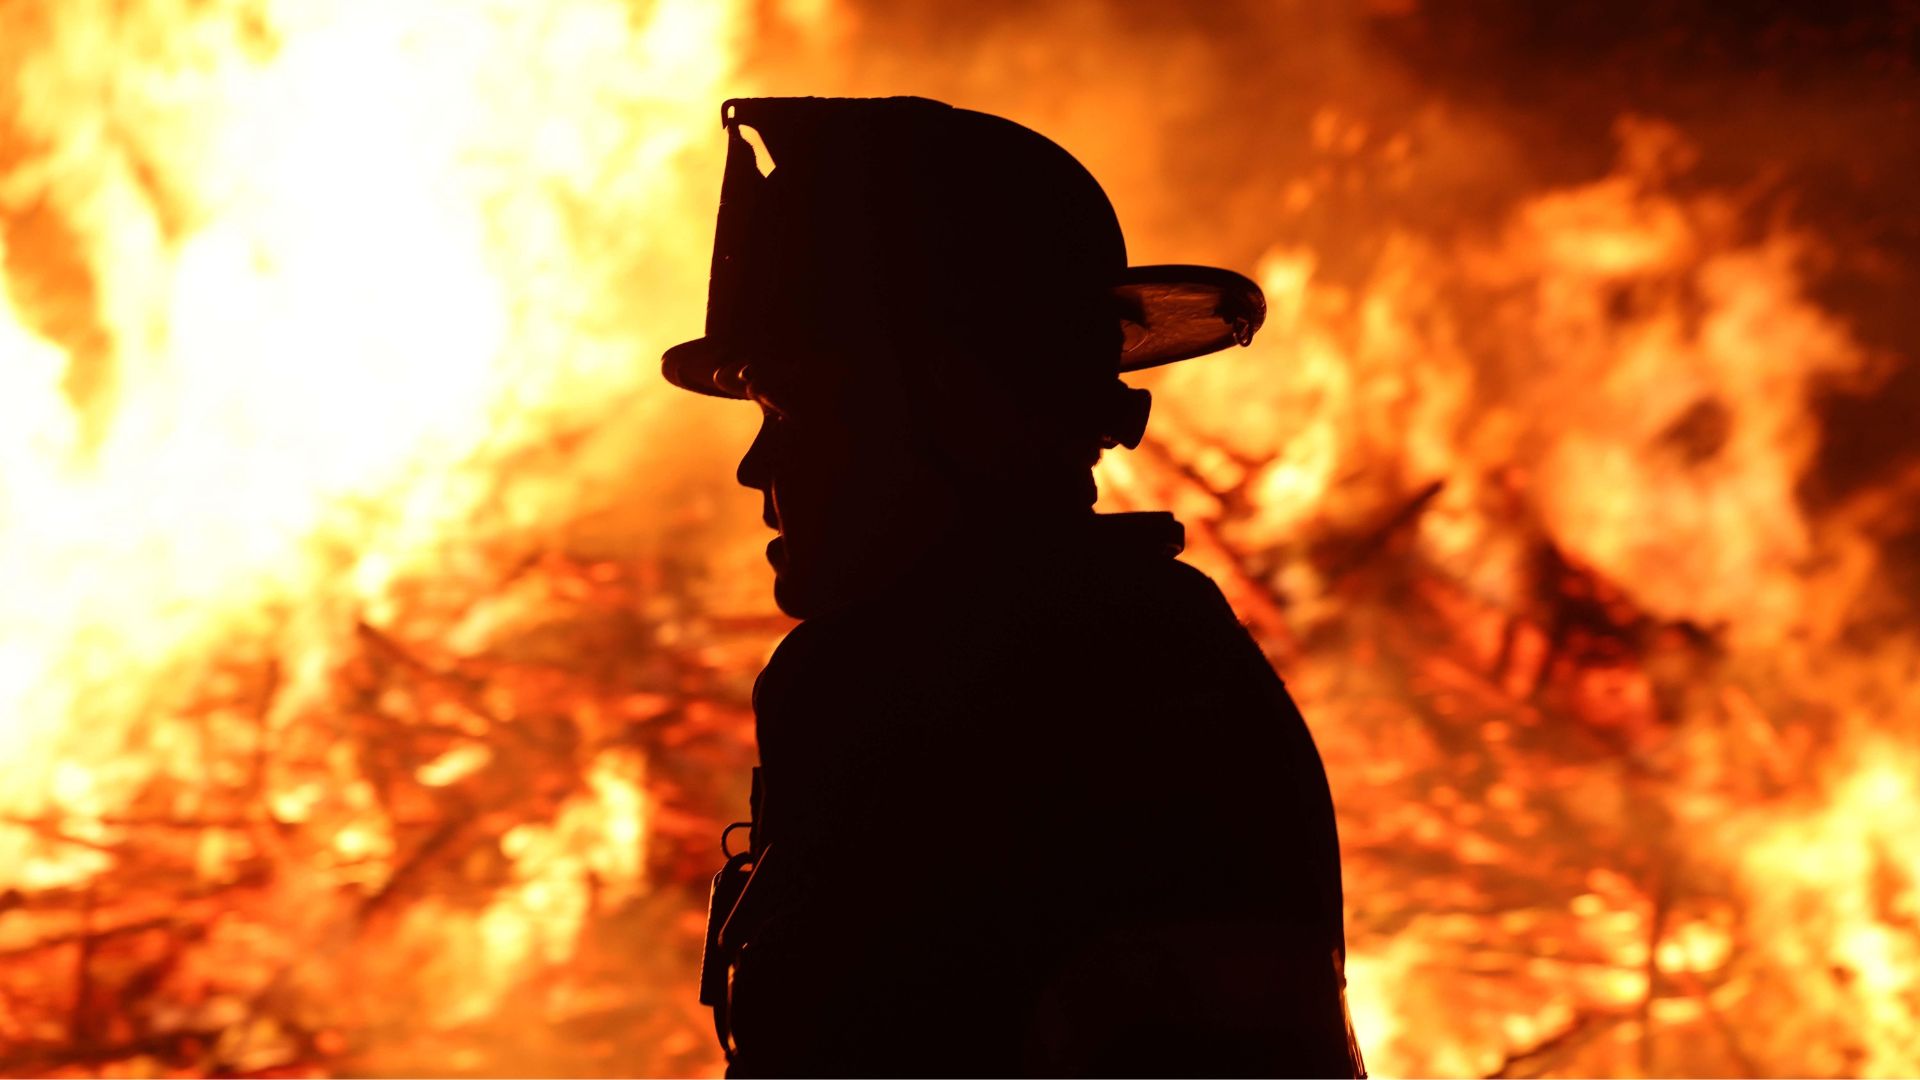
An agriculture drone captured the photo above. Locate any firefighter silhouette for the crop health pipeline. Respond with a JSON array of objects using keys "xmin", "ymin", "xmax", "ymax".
[{"xmin": 667, "ymin": 96, "xmax": 1364, "ymax": 1079}]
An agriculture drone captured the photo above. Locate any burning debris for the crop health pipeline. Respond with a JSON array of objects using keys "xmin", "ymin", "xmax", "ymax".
[
  {"xmin": 0, "ymin": 543, "xmax": 779, "ymax": 1076},
  {"xmin": 3, "ymin": 0, "xmax": 1917, "ymax": 1076}
]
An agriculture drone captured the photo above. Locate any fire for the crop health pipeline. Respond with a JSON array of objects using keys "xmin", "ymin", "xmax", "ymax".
[
  {"xmin": 1, "ymin": 0, "xmax": 732, "ymax": 849},
  {"xmin": 1114, "ymin": 110, "xmax": 1918, "ymax": 1077},
  {"xmin": 2, "ymin": 1, "xmax": 1915, "ymax": 1077},
  {"xmin": 2, "ymin": 0, "xmax": 754, "ymax": 1072}
]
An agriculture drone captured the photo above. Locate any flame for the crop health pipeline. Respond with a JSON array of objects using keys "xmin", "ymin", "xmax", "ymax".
[
  {"xmin": 2, "ymin": 0, "xmax": 734, "ymax": 849},
  {"xmin": 2, "ymin": 0, "xmax": 749, "ymax": 1072},
  {"xmin": 1121, "ymin": 111, "xmax": 1918, "ymax": 1077},
  {"xmin": 2, "ymin": 2, "xmax": 1916, "ymax": 1077}
]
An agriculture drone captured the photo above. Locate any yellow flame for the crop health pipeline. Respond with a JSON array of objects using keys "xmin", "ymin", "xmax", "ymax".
[
  {"xmin": 0, "ymin": 0, "xmax": 743, "ymax": 879},
  {"xmin": 0, "ymin": 1, "xmax": 744, "ymax": 1070},
  {"xmin": 3, "ymin": 3, "xmax": 1916, "ymax": 1076}
]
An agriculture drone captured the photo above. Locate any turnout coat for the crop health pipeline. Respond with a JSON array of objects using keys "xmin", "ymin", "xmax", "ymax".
[{"xmin": 718, "ymin": 512, "xmax": 1363, "ymax": 1078}]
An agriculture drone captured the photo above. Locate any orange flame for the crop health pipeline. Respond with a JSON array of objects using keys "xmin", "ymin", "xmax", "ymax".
[{"xmin": 2, "ymin": 2, "xmax": 1916, "ymax": 1077}]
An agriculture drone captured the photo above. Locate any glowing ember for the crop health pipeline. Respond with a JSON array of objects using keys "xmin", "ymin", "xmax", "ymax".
[{"xmin": 1, "ymin": 1, "xmax": 1915, "ymax": 1077}]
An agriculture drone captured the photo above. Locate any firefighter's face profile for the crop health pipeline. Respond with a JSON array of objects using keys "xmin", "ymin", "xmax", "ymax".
[{"xmin": 734, "ymin": 348, "xmax": 957, "ymax": 619}]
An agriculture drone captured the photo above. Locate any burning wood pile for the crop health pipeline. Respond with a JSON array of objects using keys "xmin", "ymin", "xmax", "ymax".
[
  {"xmin": 3, "ymin": 0, "xmax": 1916, "ymax": 1077},
  {"xmin": 0, "ymin": 547, "xmax": 777, "ymax": 1077}
]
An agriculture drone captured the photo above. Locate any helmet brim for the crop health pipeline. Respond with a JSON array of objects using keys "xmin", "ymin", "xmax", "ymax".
[
  {"xmin": 661, "ymin": 337, "xmax": 748, "ymax": 399},
  {"xmin": 661, "ymin": 262, "xmax": 1266, "ymax": 399},
  {"xmin": 1114, "ymin": 264, "xmax": 1266, "ymax": 372}
]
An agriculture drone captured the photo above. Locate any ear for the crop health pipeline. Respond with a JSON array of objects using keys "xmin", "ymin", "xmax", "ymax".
[{"xmin": 1099, "ymin": 383, "xmax": 1153, "ymax": 450}]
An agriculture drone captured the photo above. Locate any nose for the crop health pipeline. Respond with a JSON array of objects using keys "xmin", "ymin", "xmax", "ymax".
[
  {"xmin": 737, "ymin": 414, "xmax": 774, "ymax": 492},
  {"xmin": 737, "ymin": 414, "xmax": 780, "ymax": 529}
]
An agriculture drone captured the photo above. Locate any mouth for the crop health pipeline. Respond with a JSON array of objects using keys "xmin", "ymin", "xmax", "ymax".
[{"xmin": 766, "ymin": 535, "xmax": 787, "ymax": 573}]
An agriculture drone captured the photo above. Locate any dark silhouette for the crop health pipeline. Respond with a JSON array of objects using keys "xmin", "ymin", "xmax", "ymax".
[{"xmin": 667, "ymin": 96, "xmax": 1363, "ymax": 1078}]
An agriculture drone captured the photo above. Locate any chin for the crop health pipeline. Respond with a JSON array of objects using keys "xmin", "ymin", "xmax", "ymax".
[
  {"xmin": 773, "ymin": 563, "xmax": 873, "ymax": 621},
  {"xmin": 771, "ymin": 574, "xmax": 824, "ymax": 621}
]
